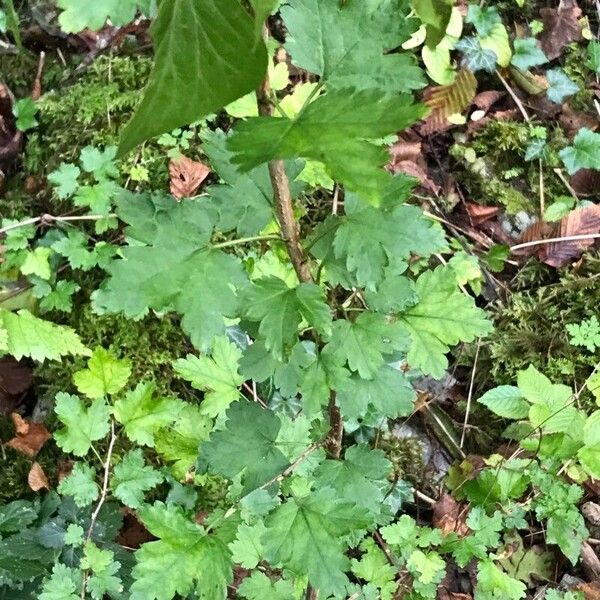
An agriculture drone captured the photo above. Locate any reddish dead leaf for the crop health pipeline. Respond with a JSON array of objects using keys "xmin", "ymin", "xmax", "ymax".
[
  {"xmin": 389, "ymin": 141, "xmax": 441, "ymax": 194},
  {"xmin": 57, "ymin": 460, "xmax": 74, "ymax": 483},
  {"xmin": 28, "ymin": 462, "xmax": 49, "ymax": 491},
  {"xmin": 6, "ymin": 413, "xmax": 51, "ymax": 458},
  {"xmin": 465, "ymin": 202, "xmax": 501, "ymax": 225},
  {"xmin": 420, "ymin": 69, "xmax": 477, "ymax": 135},
  {"xmin": 559, "ymin": 105, "xmax": 599, "ymax": 140},
  {"xmin": 570, "ymin": 169, "xmax": 600, "ymax": 196},
  {"xmin": 513, "ymin": 220, "xmax": 556, "ymax": 257},
  {"xmin": 544, "ymin": 205, "xmax": 600, "ymax": 267},
  {"xmin": 539, "ymin": 0, "xmax": 583, "ymax": 60},
  {"xmin": 576, "ymin": 581, "xmax": 600, "ymax": 600},
  {"xmin": 169, "ymin": 155, "xmax": 211, "ymax": 200},
  {"xmin": 438, "ymin": 592, "xmax": 472, "ymax": 600},
  {"xmin": 472, "ymin": 91, "xmax": 505, "ymax": 112},
  {"xmin": 432, "ymin": 493, "xmax": 469, "ymax": 536}
]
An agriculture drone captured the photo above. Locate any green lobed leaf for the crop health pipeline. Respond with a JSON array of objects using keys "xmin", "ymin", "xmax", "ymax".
[
  {"xmin": 57, "ymin": 463, "xmax": 99, "ymax": 508},
  {"xmin": 466, "ymin": 5, "xmax": 501, "ymax": 37},
  {"xmin": 38, "ymin": 563, "xmax": 81, "ymax": 600},
  {"xmin": 546, "ymin": 68, "xmax": 579, "ymax": 104},
  {"xmin": 72, "ymin": 347, "xmax": 131, "ymax": 399},
  {"xmin": 511, "ymin": 37, "xmax": 548, "ymax": 71},
  {"xmin": 119, "ymin": 0, "xmax": 268, "ymax": 154},
  {"xmin": 228, "ymin": 89, "xmax": 427, "ymax": 205},
  {"xmin": 111, "ymin": 449, "xmax": 164, "ymax": 508},
  {"xmin": 560, "ymin": 127, "xmax": 600, "ymax": 175},
  {"xmin": 587, "ymin": 40, "xmax": 600, "ymax": 74},
  {"xmin": 478, "ymin": 385, "xmax": 529, "ymax": 419}
]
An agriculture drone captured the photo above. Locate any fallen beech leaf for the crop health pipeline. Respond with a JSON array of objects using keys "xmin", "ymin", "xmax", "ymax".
[
  {"xmin": 513, "ymin": 220, "xmax": 555, "ymax": 257},
  {"xmin": 559, "ymin": 105, "xmax": 599, "ymax": 140},
  {"xmin": 570, "ymin": 169, "xmax": 600, "ymax": 196},
  {"xmin": 169, "ymin": 155, "xmax": 211, "ymax": 200},
  {"xmin": 432, "ymin": 493, "xmax": 469, "ymax": 536},
  {"xmin": 576, "ymin": 581, "xmax": 600, "ymax": 600},
  {"xmin": 472, "ymin": 90, "xmax": 505, "ymax": 112},
  {"xmin": 6, "ymin": 413, "xmax": 51, "ymax": 458},
  {"xmin": 420, "ymin": 69, "xmax": 477, "ymax": 135},
  {"xmin": 465, "ymin": 202, "xmax": 501, "ymax": 224},
  {"xmin": 539, "ymin": 0, "xmax": 583, "ymax": 60},
  {"xmin": 389, "ymin": 141, "xmax": 441, "ymax": 194},
  {"xmin": 28, "ymin": 462, "xmax": 49, "ymax": 491}
]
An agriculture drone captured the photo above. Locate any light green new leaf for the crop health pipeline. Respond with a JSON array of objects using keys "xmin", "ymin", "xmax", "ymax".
[
  {"xmin": 243, "ymin": 277, "xmax": 332, "ymax": 359},
  {"xmin": 0, "ymin": 309, "xmax": 89, "ymax": 362},
  {"xmin": 111, "ymin": 449, "xmax": 164, "ymax": 508},
  {"xmin": 130, "ymin": 503, "xmax": 232, "ymax": 600},
  {"xmin": 577, "ymin": 411, "xmax": 600, "ymax": 478},
  {"xmin": 21, "ymin": 247, "xmax": 52, "ymax": 280},
  {"xmin": 73, "ymin": 347, "xmax": 131, "ymax": 399},
  {"xmin": 264, "ymin": 488, "xmax": 372, "ymax": 596},
  {"xmin": 517, "ymin": 365, "xmax": 572, "ymax": 406},
  {"xmin": 53, "ymin": 393, "xmax": 110, "ymax": 456},
  {"xmin": 57, "ymin": 463, "xmax": 99, "ymax": 508},
  {"xmin": 237, "ymin": 572, "xmax": 297, "ymax": 600},
  {"xmin": 478, "ymin": 386, "xmax": 529, "ymax": 419},
  {"xmin": 81, "ymin": 543, "xmax": 123, "ymax": 600},
  {"xmin": 173, "ymin": 336, "xmax": 243, "ymax": 417},
  {"xmin": 475, "ymin": 559, "xmax": 526, "ymax": 600},
  {"xmin": 93, "ymin": 192, "xmax": 248, "ymax": 350},
  {"xmin": 398, "ymin": 267, "xmax": 492, "ymax": 378},
  {"xmin": 39, "ymin": 563, "xmax": 80, "ymax": 600},
  {"xmin": 414, "ymin": 0, "xmax": 453, "ymax": 47},
  {"xmin": 283, "ymin": 0, "xmax": 423, "ymax": 92},
  {"xmin": 48, "ymin": 163, "xmax": 80, "ymax": 199},
  {"xmin": 114, "ymin": 381, "xmax": 183, "ymax": 447},
  {"xmin": 314, "ymin": 445, "xmax": 391, "ymax": 517},
  {"xmin": 229, "ymin": 521, "xmax": 267, "ymax": 568},
  {"xmin": 560, "ymin": 127, "xmax": 600, "ymax": 175},
  {"xmin": 199, "ymin": 400, "xmax": 289, "ymax": 492},
  {"xmin": 228, "ymin": 89, "xmax": 427, "ymax": 205},
  {"xmin": 119, "ymin": 0, "xmax": 268, "ymax": 154}
]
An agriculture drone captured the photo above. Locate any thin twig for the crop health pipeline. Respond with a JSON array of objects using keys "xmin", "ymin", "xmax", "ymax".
[
  {"xmin": 496, "ymin": 69, "xmax": 530, "ymax": 122},
  {"xmin": 258, "ymin": 442, "xmax": 323, "ymax": 491},
  {"xmin": 460, "ymin": 339, "xmax": 481, "ymax": 449},
  {"xmin": 538, "ymin": 159, "xmax": 545, "ymax": 218},
  {"xmin": 412, "ymin": 487, "xmax": 437, "ymax": 506},
  {"xmin": 511, "ymin": 233, "xmax": 600, "ymax": 252},
  {"xmin": 0, "ymin": 213, "xmax": 113, "ymax": 236},
  {"xmin": 212, "ymin": 234, "xmax": 280, "ymax": 249},
  {"xmin": 553, "ymin": 167, "xmax": 580, "ymax": 200},
  {"xmin": 81, "ymin": 420, "xmax": 117, "ymax": 598}
]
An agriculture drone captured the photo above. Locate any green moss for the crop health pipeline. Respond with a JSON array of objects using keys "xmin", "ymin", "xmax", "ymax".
[
  {"xmin": 562, "ymin": 43, "xmax": 596, "ymax": 112},
  {"xmin": 378, "ymin": 434, "xmax": 427, "ymax": 489}
]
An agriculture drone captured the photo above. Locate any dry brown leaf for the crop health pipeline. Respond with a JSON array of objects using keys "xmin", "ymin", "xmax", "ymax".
[
  {"xmin": 0, "ymin": 356, "xmax": 34, "ymax": 415},
  {"xmin": 432, "ymin": 493, "xmax": 469, "ymax": 536},
  {"xmin": 420, "ymin": 69, "xmax": 477, "ymax": 135},
  {"xmin": 388, "ymin": 141, "xmax": 441, "ymax": 194},
  {"xmin": 438, "ymin": 593, "xmax": 472, "ymax": 600},
  {"xmin": 465, "ymin": 202, "xmax": 501, "ymax": 225},
  {"xmin": 576, "ymin": 581, "xmax": 600, "ymax": 600},
  {"xmin": 28, "ymin": 462, "xmax": 49, "ymax": 491},
  {"xmin": 6, "ymin": 413, "xmax": 51, "ymax": 458},
  {"xmin": 559, "ymin": 105, "xmax": 599, "ymax": 140},
  {"xmin": 0, "ymin": 82, "xmax": 23, "ymax": 168},
  {"xmin": 169, "ymin": 155, "xmax": 211, "ymax": 200},
  {"xmin": 539, "ymin": 0, "xmax": 583, "ymax": 60},
  {"xmin": 570, "ymin": 169, "xmax": 600, "ymax": 196}
]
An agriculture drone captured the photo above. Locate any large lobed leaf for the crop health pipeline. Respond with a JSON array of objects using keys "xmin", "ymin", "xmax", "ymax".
[{"xmin": 119, "ymin": 0, "xmax": 268, "ymax": 154}]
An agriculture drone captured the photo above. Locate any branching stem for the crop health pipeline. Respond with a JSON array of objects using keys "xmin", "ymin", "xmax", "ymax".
[{"xmin": 0, "ymin": 213, "xmax": 112, "ymax": 235}]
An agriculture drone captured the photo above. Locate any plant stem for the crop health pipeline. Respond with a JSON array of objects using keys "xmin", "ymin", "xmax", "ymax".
[
  {"xmin": 212, "ymin": 234, "xmax": 280, "ymax": 249},
  {"xmin": 0, "ymin": 213, "xmax": 113, "ymax": 235}
]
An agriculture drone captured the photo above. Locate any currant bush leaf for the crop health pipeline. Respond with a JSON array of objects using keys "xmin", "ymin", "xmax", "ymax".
[
  {"xmin": 57, "ymin": 463, "xmax": 99, "ymax": 508},
  {"xmin": 111, "ymin": 449, "xmax": 164, "ymax": 508},
  {"xmin": 57, "ymin": 0, "xmax": 146, "ymax": 32},
  {"xmin": 39, "ymin": 563, "xmax": 80, "ymax": 600},
  {"xmin": 53, "ymin": 393, "xmax": 110, "ymax": 457},
  {"xmin": 282, "ymin": 0, "xmax": 423, "ymax": 93},
  {"xmin": 264, "ymin": 487, "xmax": 372, "ymax": 596},
  {"xmin": 237, "ymin": 572, "xmax": 298, "ymax": 600},
  {"xmin": 199, "ymin": 400, "xmax": 289, "ymax": 493},
  {"xmin": 119, "ymin": 0, "xmax": 268, "ymax": 153},
  {"xmin": 93, "ymin": 193, "xmax": 247, "ymax": 350},
  {"xmin": 228, "ymin": 89, "xmax": 427, "ymax": 204},
  {"xmin": 81, "ymin": 542, "xmax": 123, "ymax": 600},
  {"xmin": 228, "ymin": 521, "xmax": 267, "ymax": 569},
  {"xmin": 242, "ymin": 278, "xmax": 332, "ymax": 359},
  {"xmin": 478, "ymin": 386, "xmax": 529, "ymax": 419},
  {"xmin": 173, "ymin": 336, "xmax": 243, "ymax": 417},
  {"xmin": 398, "ymin": 266, "xmax": 492, "ymax": 378},
  {"xmin": 130, "ymin": 503, "xmax": 232, "ymax": 600},
  {"xmin": 72, "ymin": 347, "xmax": 131, "ymax": 399}
]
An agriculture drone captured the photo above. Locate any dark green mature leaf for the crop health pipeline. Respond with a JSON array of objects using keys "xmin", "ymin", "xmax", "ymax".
[
  {"xmin": 228, "ymin": 89, "xmax": 427, "ymax": 204},
  {"xmin": 130, "ymin": 503, "xmax": 232, "ymax": 600},
  {"xmin": 0, "ymin": 501, "xmax": 37, "ymax": 534},
  {"xmin": 119, "ymin": 0, "xmax": 268, "ymax": 154},
  {"xmin": 202, "ymin": 129, "xmax": 304, "ymax": 237},
  {"xmin": 264, "ymin": 488, "xmax": 372, "ymax": 596},
  {"xmin": 243, "ymin": 277, "xmax": 332, "ymax": 359},
  {"xmin": 93, "ymin": 193, "xmax": 247, "ymax": 350},
  {"xmin": 314, "ymin": 445, "xmax": 391, "ymax": 516},
  {"xmin": 282, "ymin": 0, "xmax": 423, "ymax": 92},
  {"xmin": 336, "ymin": 365, "xmax": 416, "ymax": 419},
  {"xmin": 199, "ymin": 400, "xmax": 289, "ymax": 492},
  {"xmin": 414, "ymin": 0, "xmax": 453, "ymax": 47},
  {"xmin": 398, "ymin": 266, "xmax": 492, "ymax": 378}
]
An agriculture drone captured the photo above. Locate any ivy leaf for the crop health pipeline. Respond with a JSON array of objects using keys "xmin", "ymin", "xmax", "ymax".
[
  {"xmin": 72, "ymin": 347, "xmax": 131, "ymax": 399},
  {"xmin": 511, "ymin": 38, "xmax": 548, "ymax": 71},
  {"xmin": 478, "ymin": 385, "xmax": 529, "ymax": 419},
  {"xmin": 173, "ymin": 336, "xmax": 243, "ymax": 417},
  {"xmin": 119, "ymin": 0, "xmax": 268, "ymax": 154},
  {"xmin": 155, "ymin": 404, "xmax": 212, "ymax": 479},
  {"xmin": 264, "ymin": 487, "xmax": 372, "ymax": 596},
  {"xmin": 113, "ymin": 381, "xmax": 183, "ymax": 447},
  {"xmin": 282, "ymin": 0, "xmax": 423, "ymax": 93},
  {"xmin": 228, "ymin": 89, "xmax": 427, "ymax": 205},
  {"xmin": 313, "ymin": 445, "xmax": 391, "ymax": 517},
  {"xmin": 202, "ymin": 129, "xmax": 304, "ymax": 237},
  {"xmin": 398, "ymin": 267, "xmax": 492, "ymax": 378},
  {"xmin": 53, "ymin": 393, "xmax": 110, "ymax": 457},
  {"xmin": 559, "ymin": 127, "xmax": 600, "ymax": 175},
  {"xmin": 0, "ymin": 309, "xmax": 89, "ymax": 362},
  {"xmin": 57, "ymin": 463, "xmax": 99, "ymax": 508},
  {"xmin": 47, "ymin": 163, "xmax": 81, "ymax": 199},
  {"xmin": 546, "ymin": 68, "xmax": 579, "ymax": 104},
  {"xmin": 93, "ymin": 192, "xmax": 248, "ymax": 350},
  {"xmin": 111, "ymin": 449, "xmax": 164, "ymax": 508},
  {"xmin": 336, "ymin": 365, "xmax": 415, "ymax": 420},
  {"xmin": 456, "ymin": 37, "xmax": 497, "ymax": 73},
  {"xmin": 242, "ymin": 277, "xmax": 332, "ymax": 359},
  {"xmin": 325, "ymin": 312, "xmax": 408, "ymax": 379},
  {"xmin": 39, "ymin": 563, "xmax": 80, "ymax": 600},
  {"xmin": 199, "ymin": 400, "xmax": 289, "ymax": 492},
  {"xmin": 466, "ymin": 5, "xmax": 501, "ymax": 37},
  {"xmin": 130, "ymin": 503, "xmax": 232, "ymax": 600}
]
